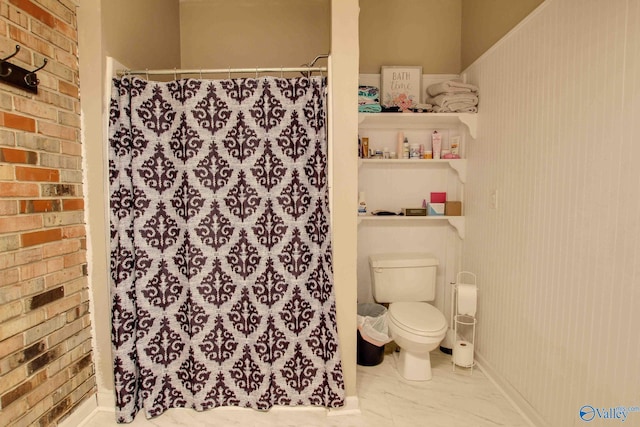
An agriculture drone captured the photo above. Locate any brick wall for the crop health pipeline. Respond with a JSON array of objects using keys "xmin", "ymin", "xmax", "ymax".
[{"xmin": 0, "ymin": 0, "xmax": 95, "ymax": 426}]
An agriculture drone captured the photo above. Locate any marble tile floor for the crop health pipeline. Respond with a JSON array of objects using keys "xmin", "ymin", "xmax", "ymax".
[{"xmin": 80, "ymin": 350, "xmax": 530, "ymax": 427}]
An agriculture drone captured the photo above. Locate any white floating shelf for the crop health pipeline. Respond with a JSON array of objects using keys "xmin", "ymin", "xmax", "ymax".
[
  {"xmin": 358, "ymin": 112, "xmax": 477, "ymax": 138},
  {"xmin": 358, "ymin": 158, "xmax": 467, "ymax": 183},
  {"xmin": 357, "ymin": 214, "xmax": 465, "ymax": 239}
]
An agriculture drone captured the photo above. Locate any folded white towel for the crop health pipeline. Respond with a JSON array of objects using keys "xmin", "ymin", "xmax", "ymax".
[
  {"xmin": 427, "ymin": 80, "xmax": 479, "ymax": 97},
  {"xmin": 447, "ymin": 102, "xmax": 478, "ymax": 112},
  {"xmin": 432, "ymin": 105, "xmax": 478, "ymax": 113},
  {"xmin": 425, "ymin": 93, "xmax": 479, "ymax": 108}
]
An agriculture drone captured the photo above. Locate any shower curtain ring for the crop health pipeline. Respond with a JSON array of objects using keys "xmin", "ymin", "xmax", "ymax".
[
  {"xmin": 228, "ymin": 67, "xmax": 231, "ymax": 79},
  {"xmin": 281, "ymin": 67, "xmax": 284, "ymax": 78},
  {"xmin": 199, "ymin": 69, "xmax": 202, "ymax": 79},
  {"xmin": 145, "ymin": 69, "xmax": 149, "ymax": 80},
  {"xmin": 174, "ymin": 68, "xmax": 177, "ymax": 80},
  {"xmin": 255, "ymin": 67, "xmax": 258, "ymax": 78}
]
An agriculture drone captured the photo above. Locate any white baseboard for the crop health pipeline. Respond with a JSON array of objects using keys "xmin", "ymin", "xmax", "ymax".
[
  {"xmin": 328, "ymin": 396, "xmax": 360, "ymax": 416},
  {"xmin": 475, "ymin": 352, "xmax": 548, "ymax": 427},
  {"xmin": 58, "ymin": 394, "xmax": 99, "ymax": 427},
  {"xmin": 69, "ymin": 389, "xmax": 358, "ymax": 420},
  {"xmin": 96, "ymin": 389, "xmax": 116, "ymax": 411}
]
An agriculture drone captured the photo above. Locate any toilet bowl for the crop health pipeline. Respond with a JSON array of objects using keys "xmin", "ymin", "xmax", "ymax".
[{"xmin": 387, "ymin": 301, "xmax": 447, "ymax": 381}]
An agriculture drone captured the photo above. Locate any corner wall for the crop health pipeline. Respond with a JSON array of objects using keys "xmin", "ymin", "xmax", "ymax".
[
  {"xmin": 78, "ymin": 0, "xmax": 182, "ymax": 399},
  {"xmin": 80, "ymin": 0, "xmax": 357, "ymax": 405},
  {"xmin": 102, "ymin": 0, "xmax": 181, "ymax": 70},
  {"xmin": 463, "ymin": 0, "xmax": 640, "ymax": 425},
  {"xmin": 0, "ymin": 1, "xmax": 95, "ymax": 425},
  {"xmin": 460, "ymin": 0, "xmax": 543, "ymax": 70},
  {"xmin": 180, "ymin": 0, "xmax": 329, "ymax": 70},
  {"xmin": 359, "ymin": 0, "xmax": 461, "ymax": 74}
]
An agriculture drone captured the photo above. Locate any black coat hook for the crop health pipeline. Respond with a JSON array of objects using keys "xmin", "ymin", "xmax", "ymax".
[
  {"xmin": 0, "ymin": 45, "xmax": 48, "ymax": 94},
  {"xmin": 1, "ymin": 45, "xmax": 20, "ymax": 62},
  {"xmin": 0, "ymin": 45, "xmax": 20, "ymax": 77},
  {"xmin": 25, "ymin": 59, "xmax": 48, "ymax": 87}
]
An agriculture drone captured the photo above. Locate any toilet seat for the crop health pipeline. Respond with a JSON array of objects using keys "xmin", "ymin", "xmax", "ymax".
[{"xmin": 388, "ymin": 302, "xmax": 447, "ymax": 337}]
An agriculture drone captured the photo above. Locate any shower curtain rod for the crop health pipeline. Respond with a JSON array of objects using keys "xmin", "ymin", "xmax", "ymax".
[
  {"xmin": 116, "ymin": 66, "xmax": 327, "ymax": 77},
  {"xmin": 117, "ymin": 54, "xmax": 329, "ymax": 77}
]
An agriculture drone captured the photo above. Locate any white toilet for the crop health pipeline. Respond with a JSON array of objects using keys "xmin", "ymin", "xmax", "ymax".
[{"xmin": 369, "ymin": 252, "xmax": 447, "ymax": 381}]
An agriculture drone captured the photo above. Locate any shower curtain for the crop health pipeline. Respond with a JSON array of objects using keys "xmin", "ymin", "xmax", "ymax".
[{"xmin": 108, "ymin": 75, "xmax": 344, "ymax": 422}]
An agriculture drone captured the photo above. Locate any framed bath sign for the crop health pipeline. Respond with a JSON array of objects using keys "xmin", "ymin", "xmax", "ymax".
[{"xmin": 380, "ymin": 66, "xmax": 422, "ymax": 111}]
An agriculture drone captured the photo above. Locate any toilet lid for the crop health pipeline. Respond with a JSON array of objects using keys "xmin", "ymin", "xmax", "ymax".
[{"xmin": 388, "ymin": 302, "xmax": 447, "ymax": 336}]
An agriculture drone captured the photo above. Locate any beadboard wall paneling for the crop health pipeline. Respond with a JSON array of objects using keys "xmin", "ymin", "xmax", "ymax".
[{"xmin": 463, "ymin": 0, "xmax": 640, "ymax": 425}]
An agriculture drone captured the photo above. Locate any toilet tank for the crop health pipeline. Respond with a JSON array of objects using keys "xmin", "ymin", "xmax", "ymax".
[{"xmin": 369, "ymin": 253, "xmax": 439, "ymax": 303}]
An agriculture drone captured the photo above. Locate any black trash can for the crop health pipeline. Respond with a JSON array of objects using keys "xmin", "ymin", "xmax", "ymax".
[
  {"xmin": 356, "ymin": 303, "xmax": 388, "ymax": 366},
  {"xmin": 357, "ymin": 330, "xmax": 384, "ymax": 366}
]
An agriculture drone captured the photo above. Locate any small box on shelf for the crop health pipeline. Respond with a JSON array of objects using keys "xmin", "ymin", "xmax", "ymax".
[
  {"xmin": 428, "ymin": 203, "xmax": 445, "ymax": 216},
  {"xmin": 402, "ymin": 208, "xmax": 427, "ymax": 216},
  {"xmin": 430, "ymin": 192, "xmax": 446, "ymax": 203},
  {"xmin": 445, "ymin": 201, "xmax": 462, "ymax": 216}
]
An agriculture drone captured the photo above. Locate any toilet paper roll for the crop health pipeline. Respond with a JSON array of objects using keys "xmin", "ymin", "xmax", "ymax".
[
  {"xmin": 456, "ymin": 284, "xmax": 477, "ymax": 316},
  {"xmin": 453, "ymin": 340, "xmax": 474, "ymax": 367}
]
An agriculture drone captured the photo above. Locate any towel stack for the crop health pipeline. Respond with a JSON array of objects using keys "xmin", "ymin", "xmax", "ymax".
[
  {"xmin": 358, "ymin": 85, "xmax": 382, "ymax": 113},
  {"xmin": 425, "ymin": 80, "xmax": 479, "ymax": 113}
]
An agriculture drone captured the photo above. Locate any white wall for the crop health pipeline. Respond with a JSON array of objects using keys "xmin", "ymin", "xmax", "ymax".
[
  {"xmin": 330, "ymin": 0, "xmax": 360, "ymax": 398},
  {"xmin": 463, "ymin": 0, "xmax": 640, "ymax": 425},
  {"xmin": 78, "ymin": 0, "xmax": 111, "ymax": 397}
]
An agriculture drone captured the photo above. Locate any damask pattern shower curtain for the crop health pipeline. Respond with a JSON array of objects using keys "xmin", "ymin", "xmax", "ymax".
[{"xmin": 108, "ymin": 75, "xmax": 344, "ymax": 422}]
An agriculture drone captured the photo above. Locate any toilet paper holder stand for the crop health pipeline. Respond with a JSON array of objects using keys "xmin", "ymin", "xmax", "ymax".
[{"xmin": 452, "ymin": 271, "xmax": 477, "ymax": 375}]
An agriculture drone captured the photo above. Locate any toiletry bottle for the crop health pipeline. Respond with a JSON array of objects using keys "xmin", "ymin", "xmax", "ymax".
[
  {"xmin": 403, "ymin": 137, "xmax": 410, "ymax": 159},
  {"xmin": 432, "ymin": 131, "xmax": 442, "ymax": 160},
  {"xmin": 358, "ymin": 192, "xmax": 367, "ymax": 215},
  {"xmin": 397, "ymin": 131, "xmax": 404, "ymax": 158},
  {"xmin": 450, "ymin": 136, "xmax": 460, "ymax": 158},
  {"xmin": 410, "ymin": 144, "xmax": 420, "ymax": 158},
  {"xmin": 361, "ymin": 137, "xmax": 369, "ymax": 159}
]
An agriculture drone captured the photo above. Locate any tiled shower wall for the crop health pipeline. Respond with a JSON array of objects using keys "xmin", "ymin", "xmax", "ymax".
[
  {"xmin": 463, "ymin": 0, "xmax": 640, "ymax": 425},
  {"xmin": 0, "ymin": 0, "xmax": 95, "ymax": 426}
]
